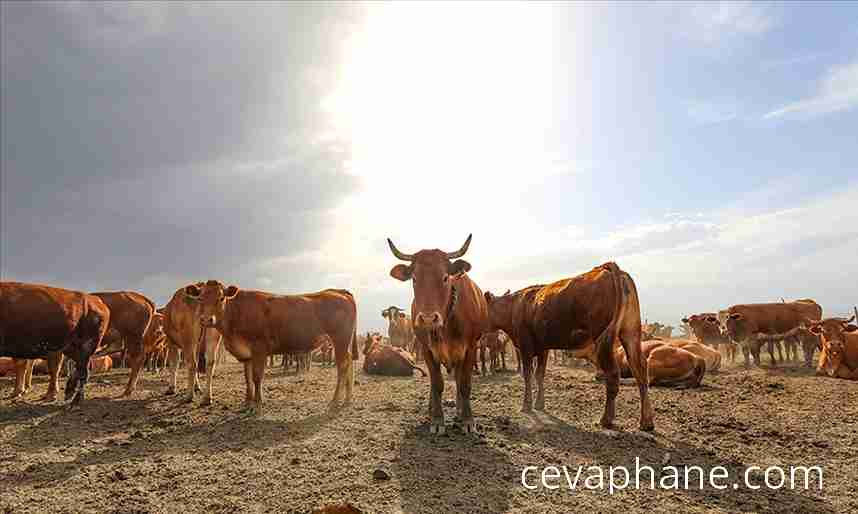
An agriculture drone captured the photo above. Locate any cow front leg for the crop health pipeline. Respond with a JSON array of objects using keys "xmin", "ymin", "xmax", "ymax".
[
  {"xmin": 242, "ymin": 360, "xmax": 255, "ymax": 406},
  {"xmin": 11, "ymin": 359, "xmax": 29, "ymax": 400},
  {"xmin": 534, "ymin": 350, "xmax": 548, "ymax": 411},
  {"xmin": 425, "ymin": 351, "xmax": 445, "ymax": 435},
  {"xmin": 766, "ymin": 340, "xmax": 777, "ymax": 366},
  {"xmin": 250, "ymin": 353, "xmax": 266, "ymax": 415},
  {"xmin": 202, "ymin": 338, "xmax": 221, "ymax": 406},
  {"xmin": 41, "ymin": 352, "xmax": 63, "ymax": 402},
  {"xmin": 182, "ymin": 346, "xmax": 198, "ymax": 403},
  {"xmin": 455, "ymin": 354, "xmax": 476, "ymax": 434},
  {"xmin": 165, "ymin": 346, "xmax": 180, "ymax": 395}
]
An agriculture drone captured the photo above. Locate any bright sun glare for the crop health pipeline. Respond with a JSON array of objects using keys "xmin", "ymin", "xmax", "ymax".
[{"xmin": 323, "ymin": 3, "xmax": 559, "ymax": 236}]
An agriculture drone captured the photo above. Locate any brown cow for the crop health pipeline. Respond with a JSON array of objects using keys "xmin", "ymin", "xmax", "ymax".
[
  {"xmin": 387, "ymin": 234, "xmax": 489, "ymax": 434},
  {"xmin": 89, "ymin": 355, "xmax": 113, "ymax": 374},
  {"xmin": 476, "ymin": 330, "xmax": 512, "ymax": 374},
  {"xmin": 183, "ymin": 282, "xmax": 357, "ymax": 413},
  {"xmin": 0, "ymin": 282, "xmax": 110, "ymax": 405},
  {"xmin": 668, "ymin": 339, "xmax": 722, "ymax": 371},
  {"xmin": 682, "ymin": 313, "xmax": 736, "ymax": 363},
  {"xmin": 805, "ymin": 316, "xmax": 858, "ymax": 378},
  {"xmin": 646, "ymin": 345, "xmax": 706, "ymax": 387},
  {"xmin": 161, "ymin": 284, "xmax": 225, "ymax": 403},
  {"xmin": 311, "ymin": 335, "xmax": 335, "ymax": 366},
  {"xmin": 362, "ymin": 337, "xmax": 426, "ymax": 377},
  {"xmin": 382, "ymin": 307, "xmax": 415, "ymax": 350},
  {"xmin": 724, "ymin": 299, "xmax": 823, "ymax": 367},
  {"xmin": 485, "ymin": 262, "xmax": 654, "ymax": 432},
  {"xmin": 91, "ymin": 291, "xmax": 156, "ymax": 396}
]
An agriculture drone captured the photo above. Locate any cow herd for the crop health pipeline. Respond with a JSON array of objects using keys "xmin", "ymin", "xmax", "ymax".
[{"xmin": 2, "ymin": 235, "xmax": 857, "ymax": 436}]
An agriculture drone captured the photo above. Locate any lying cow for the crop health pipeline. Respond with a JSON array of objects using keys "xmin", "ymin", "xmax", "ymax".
[
  {"xmin": 362, "ymin": 336, "xmax": 426, "ymax": 377},
  {"xmin": 613, "ymin": 340, "xmax": 705, "ymax": 388},
  {"xmin": 668, "ymin": 340, "xmax": 722, "ymax": 372},
  {"xmin": 0, "ymin": 282, "xmax": 110, "ymax": 406}
]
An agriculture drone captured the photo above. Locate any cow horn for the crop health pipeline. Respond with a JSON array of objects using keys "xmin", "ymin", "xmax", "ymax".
[
  {"xmin": 387, "ymin": 238, "xmax": 414, "ymax": 261},
  {"xmin": 445, "ymin": 234, "xmax": 473, "ymax": 259}
]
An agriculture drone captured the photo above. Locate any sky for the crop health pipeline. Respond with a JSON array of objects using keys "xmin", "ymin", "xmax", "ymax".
[{"xmin": 2, "ymin": 1, "xmax": 857, "ymax": 332}]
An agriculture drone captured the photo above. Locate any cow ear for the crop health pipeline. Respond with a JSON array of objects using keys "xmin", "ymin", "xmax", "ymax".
[
  {"xmin": 844, "ymin": 324, "xmax": 858, "ymax": 333},
  {"xmin": 728, "ymin": 313, "xmax": 742, "ymax": 320},
  {"xmin": 184, "ymin": 284, "xmax": 201, "ymax": 298},
  {"xmin": 808, "ymin": 324, "xmax": 822, "ymax": 335},
  {"xmin": 484, "ymin": 292, "xmax": 494, "ymax": 303},
  {"xmin": 681, "ymin": 317, "xmax": 689, "ymax": 323},
  {"xmin": 390, "ymin": 264, "xmax": 413, "ymax": 281},
  {"xmin": 381, "ymin": 309, "xmax": 389, "ymax": 318},
  {"xmin": 224, "ymin": 285, "xmax": 239, "ymax": 299},
  {"xmin": 449, "ymin": 259, "xmax": 471, "ymax": 276}
]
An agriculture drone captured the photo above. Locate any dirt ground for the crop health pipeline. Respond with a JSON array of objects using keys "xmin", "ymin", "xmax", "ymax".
[{"xmin": 1, "ymin": 350, "xmax": 857, "ymax": 514}]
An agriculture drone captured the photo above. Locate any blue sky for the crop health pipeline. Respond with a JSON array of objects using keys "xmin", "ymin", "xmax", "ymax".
[{"xmin": 2, "ymin": 2, "xmax": 857, "ymax": 331}]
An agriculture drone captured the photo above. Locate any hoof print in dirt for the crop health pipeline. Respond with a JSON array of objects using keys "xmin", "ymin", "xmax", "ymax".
[{"xmin": 372, "ymin": 468, "xmax": 391, "ymax": 481}]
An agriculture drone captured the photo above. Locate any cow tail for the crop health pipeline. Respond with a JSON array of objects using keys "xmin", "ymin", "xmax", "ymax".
[
  {"xmin": 596, "ymin": 262, "xmax": 627, "ymax": 372},
  {"xmin": 412, "ymin": 364, "xmax": 427, "ymax": 377},
  {"xmin": 141, "ymin": 296, "xmax": 157, "ymax": 342},
  {"xmin": 351, "ymin": 326, "xmax": 358, "ymax": 361}
]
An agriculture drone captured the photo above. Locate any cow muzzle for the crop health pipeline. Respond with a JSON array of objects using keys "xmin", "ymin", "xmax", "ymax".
[
  {"xmin": 414, "ymin": 311, "xmax": 443, "ymax": 331},
  {"xmin": 200, "ymin": 315, "xmax": 216, "ymax": 328}
]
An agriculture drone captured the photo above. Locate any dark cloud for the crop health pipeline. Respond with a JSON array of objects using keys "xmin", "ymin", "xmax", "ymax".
[{"xmin": 1, "ymin": 2, "xmax": 363, "ymax": 294}]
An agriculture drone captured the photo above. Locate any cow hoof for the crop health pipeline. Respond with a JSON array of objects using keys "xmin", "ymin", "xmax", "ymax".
[
  {"xmin": 521, "ymin": 406, "xmax": 533, "ymax": 414},
  {"xmin": 461, "ymin": 421, "xmax": 477, "ymax": 434},
  {"xmin": 40, "ymin": 394, "xmax": 57, "ymax": 403},
  {"xmin": 201, "ymin": 396, "xmax": 212, "ymax": 407},
  {"xmin": 181, "ymin": 395, "xmax": 194, "ymax": 404},
  {"xmin": 639, "ymin": 422, "xmax": 655, "ymax": 433},
  {"xmin": 429, "ymin": 423, "xmax": 446, "ymax": 435},
  {"xmin": 534, "ymin": 402, "xmax": 545, "ymax": 412}
]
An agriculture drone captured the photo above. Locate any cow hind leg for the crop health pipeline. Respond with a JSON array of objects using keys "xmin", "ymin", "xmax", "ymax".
[
  {"xmin": 618, "ymin": 335, "xmax": 655, "ymax": 432},
  {"xmin": 182, "ymin": 346, "xmax": 198, "ymax": 403},
  {"xmin": 122, "ymin": 341, "xmax": 146, "ymax": 397},
  {"xmin": 534, "ymin": 350, "xmax": 548, "ymax": 411}
]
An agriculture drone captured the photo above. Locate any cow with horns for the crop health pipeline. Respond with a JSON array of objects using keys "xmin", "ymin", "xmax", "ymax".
[{"xmin": 387, "ymin": 234, "xmax": 489, "ymax": 434}]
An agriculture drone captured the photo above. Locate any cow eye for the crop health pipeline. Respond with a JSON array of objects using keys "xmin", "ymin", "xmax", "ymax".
[{"xmin": 443, "ymin": 275, "xmax": 449, "ymax": 283}]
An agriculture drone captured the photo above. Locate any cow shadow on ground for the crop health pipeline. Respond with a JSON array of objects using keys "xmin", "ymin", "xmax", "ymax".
[
  {"xmin": 394, "ymin": 425, "xmax": 512, "ymax": 514},
  {"xmin": 493, "ymin": 411, "xmax": 834, "ymax": 514},
  {"xmin": 5, "ymin": 396, "xmax": 342, "ymax": 487}
]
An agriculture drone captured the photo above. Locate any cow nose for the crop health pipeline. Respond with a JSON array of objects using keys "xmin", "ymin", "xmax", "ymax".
[
  {"xmin": 200, "ymin": 315, "xmax": 216, "ymax": 327},
  {"xmin": 415, "ymin": 311, "xmax": 442, "ymax": 328}
]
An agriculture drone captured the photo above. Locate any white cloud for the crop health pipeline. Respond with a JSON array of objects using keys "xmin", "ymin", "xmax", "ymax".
[
  {"xmin": 764, "ymin": 61, "xmax": 858, "ymax": 119},
  {"xmin": 662, "ymin": 1, "xmax": 777, "ymax": 44}
]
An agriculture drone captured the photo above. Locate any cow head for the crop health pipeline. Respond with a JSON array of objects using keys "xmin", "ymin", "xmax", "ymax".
[
  {"xmin": 183, "ymin": 280, "xmax": 239, "ymax": 329},
  {"xmin": 683, "ymin": 313, "xmax": 722, "ymax": 341},
  {"xmin": 145, "ymin": 313, "xmax": 166, "ymax": 345},
  {"xmin": 483, "ymin": 289, "xmax": 513, "ymax": 332},
  {"xmin": 387, "ymin": 234, "xmax": 472, "ymax": 334},
  {"xmin": 805, "ymin": 315, "xmax": 856, "ymax": 346},
  {"xmin": 724, "ymin": 312, "xmax": 751, "ymax": 343}
]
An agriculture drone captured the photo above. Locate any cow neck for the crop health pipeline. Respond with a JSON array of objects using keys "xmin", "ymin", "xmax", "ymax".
[{"xmin": 445, "ymin": 282, "xmax": 459, "ymax": 324}]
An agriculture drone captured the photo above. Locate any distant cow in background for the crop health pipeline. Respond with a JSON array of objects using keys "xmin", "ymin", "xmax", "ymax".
[
  {"xmin": 682, "ymin": 313, "xmax": 736, "ymax": 363},
  {"xmin": 724, "ymin": 299, "xmax": 823, "ymax": 367}
]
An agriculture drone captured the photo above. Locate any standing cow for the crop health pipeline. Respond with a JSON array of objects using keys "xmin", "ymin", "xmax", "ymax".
[
  {"xmin": 484, "ymin": 262, "xmax": 654, "ymax": 432},
  {"xmin": 387, "ymin": 234, "xmax": 489, "ymax": 434},
  {"xmin": 682, "ymin": 313, "xmax": 736, "ymax": 363},
  {"xmin": 182, "ymin": 281, "xmax": 357, "ymax": 413},
  {"xmin": 724, "ymin": 299, "xmax": 823, "ymax": 368},
  {"xmin": 0, "ymin": 282, "xmax": 110, "ymax": 406},
  {"xmin": 91, "ymin": 291, "xmax": 156, "ymax": 397},
  {"xmin": 161, "ymin": 283, "xmax": 225, "ymax": 403}
]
